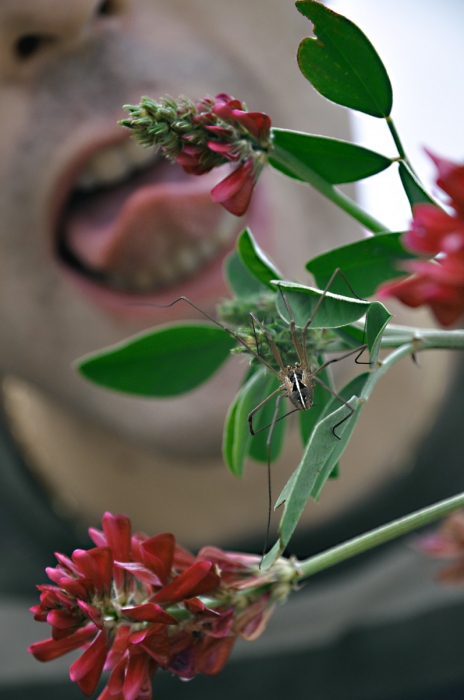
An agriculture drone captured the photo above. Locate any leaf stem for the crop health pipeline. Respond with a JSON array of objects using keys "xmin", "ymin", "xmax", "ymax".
[
  {"xmin": 296, "ymin": 491, "xmax": 464, "ymax": 580},
  {"xmin": 386, "ymin": 116, "xmax": 420, "ymax": 179},
  {"xmin": 271, "ymin": 144, "xmax": 389, "ymax": 235}
]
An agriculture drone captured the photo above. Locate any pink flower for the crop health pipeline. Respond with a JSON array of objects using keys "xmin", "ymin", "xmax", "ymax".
[
  {"xmin": 378, "ymin": 153, "xmax": 464, "ymax": 326},
  {"xmin": 121, "ymin": 93, "xmax": 271, "ymax": 217},
  {"xmin": 29, "ymin": 513, "xmax": 295, "ymax": 699},
  {"xmin": 417, "ymin": 511, "xmax": 464, "ymax": 585}
]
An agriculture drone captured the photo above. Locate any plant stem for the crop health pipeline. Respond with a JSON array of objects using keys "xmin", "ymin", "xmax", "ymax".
[
  {"xmin": 296, "ymin": 491, "xmax": 464, "ymax": 581},
  {"xmin": 386, "ymin": 116, "xmax": 419, "ymax": 179},
  {"xmin": 271, "ymin": 143, "xmax": 389, "ymax": 235}
]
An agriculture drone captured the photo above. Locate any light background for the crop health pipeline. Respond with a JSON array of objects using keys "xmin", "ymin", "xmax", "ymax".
[{"xmin": 330, "ymin": 0, "xmax": 464, "ymax": 231}]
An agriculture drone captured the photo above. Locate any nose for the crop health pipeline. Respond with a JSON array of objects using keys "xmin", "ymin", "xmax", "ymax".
[{"xmin": 0, "ymin": 0, "xmax": 130, "ymax": 78}]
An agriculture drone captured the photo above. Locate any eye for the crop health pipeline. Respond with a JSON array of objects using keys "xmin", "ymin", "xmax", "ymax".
[{"xmin": 15, "ymin": 34, "xmax": 54, "ymax": 60}]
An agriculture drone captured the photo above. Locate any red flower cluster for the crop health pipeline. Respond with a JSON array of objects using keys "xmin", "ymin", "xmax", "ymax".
[
  {"xmin": 185, "ymin": 94, "xmax": 271, "ymax": 217},
  {"xmin": 417, "ymin": 511, "xmax": 464, "ymax": 585},
  {"xmin": 29, "ymin": 513, "xmax": 294, "ymax": 700},
  {"xmin": 378, "ymin": 153, "xmax": 464, "ymax": 326},
  {"xmin": 121, "ymin": 93, "xmax": 272, "ymax": 217}
]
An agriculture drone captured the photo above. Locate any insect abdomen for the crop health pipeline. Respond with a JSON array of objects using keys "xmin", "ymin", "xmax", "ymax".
[{"xmin": 287, "ymin": 369, "xmax": 314, "ymax": 411}]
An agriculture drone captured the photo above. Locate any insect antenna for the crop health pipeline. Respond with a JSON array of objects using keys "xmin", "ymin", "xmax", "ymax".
[{"xmin": 129, "ymin": 298, "xmax": 281, "ymax": 378}]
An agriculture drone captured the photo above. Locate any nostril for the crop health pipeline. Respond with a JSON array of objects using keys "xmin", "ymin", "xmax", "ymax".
[
  {"xmin": 97, "ymin": 0, "xmax": 122, "ymax": 16},
  {"xmin": 15, "ymin": 34, "xmax": 55, "ymax": 60}
]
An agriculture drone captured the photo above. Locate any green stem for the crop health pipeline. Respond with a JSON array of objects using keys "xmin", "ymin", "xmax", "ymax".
[
  {"xmin": 296, "ymin": 491, "xmax": 464, "ymax": 580},
  {"xmin": 386, "ymin": 116, "xmax": 420, "ymax": 179},
  {"xmin": 386, "ymin": 116, "xmax": 406, "ymax": 160},
  {"xmin": 271, "ymin": 144, "xmax": 389, "ymax": 235}
]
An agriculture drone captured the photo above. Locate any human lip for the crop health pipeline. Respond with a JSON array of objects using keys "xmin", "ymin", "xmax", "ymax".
[{"xmin": 52, "ymin": 128, "xmax": 259, "ymax": 317}]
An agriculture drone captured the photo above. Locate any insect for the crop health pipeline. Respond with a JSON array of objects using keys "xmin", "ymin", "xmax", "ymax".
[{"xmin": 140, "ymin": 268, "xmax": 370, "ymax": 556}]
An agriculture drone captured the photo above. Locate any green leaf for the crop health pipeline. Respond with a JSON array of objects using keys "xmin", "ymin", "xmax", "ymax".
[
  {"xmin": 223, "ymin": 367, "xmax": 274, "ymax": 477},
  {"xmin": 248, "ymin": 374, "xmax": 287, "ymax": 463},
  {"xmin": 224, "ymin": 251, "xmax": 267, "ymax": 299},
  {"xmin": 77, "ymin": 323, "xmax": 236, "ymax": 397},
  {"xmin": 309, "ymin": 372, "xmax": 370, "ymax": 500},
  {"xmin": 398, "ymin": 162, "xmax": 438, "ymax": 209},
  {"xmin": 269, "ymin": 129, "xmax": 392, "ymax": 184},
  {"xmin": 222, "ymin": 398, "xmax": 239, "ymax": 475},
  {"xmin": 296, "ymin": 0, "xmax": 392, "ymax": 118},
  {"xmin": 298, "ymin": 362, "xmax": 333, "ymax": 444},
  {"xmin": 236, "ymin": 228, "xmax": 283, "ymax": 289},
  {"xmin": 333, "ymin": 323, "xmax": 365, "ymax": 347},
  {"xmin": 273, "ymin": 280, "xmax": 370, "ymax": 329},
  {"xmin": 365, "ymin": 301, "xmax": 392, "ymax": 364},
  {"xmin": 305, "ymin": 232, "xmax": 416, "ymax": 298},
  {"xmin": 262, "ymin": 396, "xmax": 359, "ymax": 567}
]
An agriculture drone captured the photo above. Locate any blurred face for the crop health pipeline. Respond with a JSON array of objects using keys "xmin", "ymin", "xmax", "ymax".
[{"xmin": 0, "ymin": 0, "xmax": 345, "ymax": 458}]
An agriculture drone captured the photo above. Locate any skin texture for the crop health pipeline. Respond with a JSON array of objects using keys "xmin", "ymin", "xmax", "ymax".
[{"xmin": 0, "ymin": 0, "xmax": 452, "ymax": 546}]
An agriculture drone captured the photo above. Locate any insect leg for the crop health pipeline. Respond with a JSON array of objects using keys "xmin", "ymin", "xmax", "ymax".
[
  {"xmin": 278, "ymin": 289, "xmax": 305, "ymax": 365},
  {"xmin": 249, "ymin": 312, "xmax": 286, "ymax": 373},
  {"xmin": 313, "ymin": 375, "xmax": 355, "ymax": 440},
  {"xmin": 248, "ymin": 386, "xmax": 284, "ymax": 435},
  {"xmin": 261, "ymin": 393, "xmax": 284, "ymax": 566},
  {"xmin": 312, "ymin": 344, "xmax": 369, "ymax": 376},
  {"xmin": 132, "ymin": 298, "xmax": 281, "ymax": 379},
  {"xmin": 301, "ymin": 268, "xmax": 365, "ymax": 365}
]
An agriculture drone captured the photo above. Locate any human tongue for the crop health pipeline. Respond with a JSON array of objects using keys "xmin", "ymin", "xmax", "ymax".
[{"xmin": 64, "ymin": 167, "xmax": 238, "ymax": 287}]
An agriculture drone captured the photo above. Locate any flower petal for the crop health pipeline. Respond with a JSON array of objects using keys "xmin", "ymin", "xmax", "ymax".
[
  {"xmin": 150, "ymin": 561, "xmax": 220, "ymax": 605},
  {"xmin": 29, "ymin": 624, "xmax": 98, "ymax": 662},
  {"xmin": 70, "ymin": 629, "xmax": 108, "ymax": 696},
  {"xmin": 211, "ymin": 159, "xmax": 255, "ymax": 216},
  {"xmin": 121, "ymin": 603, "xmax": 177, "ymax": 625}
]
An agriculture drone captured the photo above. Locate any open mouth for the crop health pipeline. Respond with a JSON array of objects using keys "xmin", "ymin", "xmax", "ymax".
[{"xmin": 56, "ymin": 136, "xmax": 244, "ymax": 303}]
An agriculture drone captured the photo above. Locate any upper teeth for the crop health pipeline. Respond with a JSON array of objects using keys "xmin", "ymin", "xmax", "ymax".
[{"xmin": 75, "ymin": 139, "xmax": 161, "ymax": 192}]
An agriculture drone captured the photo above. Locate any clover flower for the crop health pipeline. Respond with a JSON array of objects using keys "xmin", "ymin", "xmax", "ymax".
[
  {"xmin": 378, "ymin": 153, "xmax": 464, "ymax": 326},
  {"xmin": 29, "ymin": 513, "xmax": 296, "ymax": 699},
  {"xmin": 120, "ymin": 93, "xmax": 272, "ymax": 216}
]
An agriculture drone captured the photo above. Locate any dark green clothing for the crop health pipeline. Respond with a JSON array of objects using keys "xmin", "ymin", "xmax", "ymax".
[{"xmin": 3, "ymin": 359, "xmax": 464, "ymax": 699}]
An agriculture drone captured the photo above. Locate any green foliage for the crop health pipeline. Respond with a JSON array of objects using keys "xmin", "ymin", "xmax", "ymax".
[
  {"xmin": 305, "ymin": 233, "xmax": 417, "ymax": 298},
  {"xmin": 309, "ymin": 373, "xmax": 370, "ymax": 500},
  {"xmin": 224, "ymin": 251, "xmax": 267, "ymax": 299},
  {"xmin": 274, "ymin": 281, "xmax": 370, "ymax": 329},
  {"xmin": 262, "ymin": 396, "xmax": 361, "ymax": 568},
  {"xmin": 270, "ymin": 129, "xmax": 392, "ymax": 184},
  {"xmin": 223, "ymin": 368, "xmax": 285, "ymax": 476},
  {"xmin": 296, "ymin": 0, "xmax": 393, "ymax": 117},
  {"xmin": 236, "ymin": 228, "xmax": 283, "ymax": 289},
  {"xmin": 298, "ymin": 362, "xmax": 333, "ymax": 444},
  {"xmin": 248, "ymin": 375, "xmax": 287, "ymax": 464},
  {"xmin": 398, "ymin": 162, "xmax": 438, "ymax": 209},
  {"xmin": 77, "ymin": 323, "xmax": 236, "ymax": 397},
  {"xmin": 366, "ymin": 302, "xmax": 392, "ymax": 365}
]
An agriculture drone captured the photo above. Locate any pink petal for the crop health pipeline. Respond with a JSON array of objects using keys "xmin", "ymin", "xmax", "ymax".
[
  {"xmin": 70, "ymin": 629, "xmax": 108, "ymax": 696},
  {"xmin": 140, "ymin": 534, "xmax": 175, "ymax": 583},
  {"xmin": 229, "ymin": 109, "xmax": 271, "ymax": 139},
  {"xmin": 114, "ymin": 561, "xmax": 162, "ymax": 587},
  {"xmin": 77, "ymin": 600, "xmax": 103, "ymax": 627},
  {"xmin": 211, "ymin": 159, "xmax": 255, "ymax": 216},
  {"xmin": 46, "ymin": 609, "xmax": 81, "ymax": 630},
  {"xmin": 72, "ymin": 547, "xmax": 113, "ymax": 593},
  {"xmin": 29, "ymin": 624, "xmax": 98, "ymax": 662},
  {"xmin": 121, "ymin": 603, "xmax": 178, "ymax": 625},
  {"xmin": 102, "ymin": 512, "xmax": 132, "ymax": 562},
  {"xmin": 88, "ymin": 527, "xmax": 107, "ymax": 548},
  {"xmin": 123, "ymin": 650, "xmax": 149, "ymax": 700},
  {"xmin": 194, "ymin": 636, "xmax": 236, "ymax": 676},
  {"xmin": 150, "ymin": 561, "xmax": 220, "ymax": 605}
]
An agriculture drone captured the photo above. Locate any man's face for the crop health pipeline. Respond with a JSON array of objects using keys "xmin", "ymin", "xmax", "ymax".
[{"xmin": 0, "ymin": 0, "xmax": 348, "ymax": 457}]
